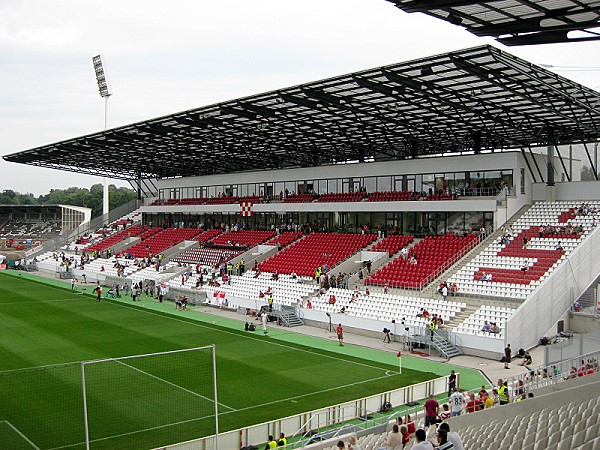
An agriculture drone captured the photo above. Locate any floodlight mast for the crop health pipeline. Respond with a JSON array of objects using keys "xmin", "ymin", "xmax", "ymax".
[{"xmin": 92, "ymin": 54, "xmax": 112, "ymax": 218}]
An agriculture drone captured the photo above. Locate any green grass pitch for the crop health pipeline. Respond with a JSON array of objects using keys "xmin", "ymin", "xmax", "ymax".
[{"xmin": 0, "ymin": 272, "xmax": 441, "ymax": 449}]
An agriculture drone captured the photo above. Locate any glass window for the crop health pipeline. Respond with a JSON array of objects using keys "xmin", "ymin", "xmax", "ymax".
[
  {"xmin": 364, "ymin": 177, "xmax": 376, "ymax": 194},
  {"xmin": 377, "ymin": 176, "xmax": 391, "ymax": 192},
  {"xmin": 328, "ymin": 179, "xmax": 340, "ymax": 194},
  {"xmin": 317, "ymin": 180, "xmax": 328, "ymax": 195}
]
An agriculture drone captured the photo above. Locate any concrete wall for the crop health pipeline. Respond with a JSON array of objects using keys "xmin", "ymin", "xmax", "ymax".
[
  {"xmin": 506, "ymin": 226, "xmax": 600, "ymax": 351},
  {"xmin": 532, "ymin": 180, "xmax": 600, "ymax": 201}
]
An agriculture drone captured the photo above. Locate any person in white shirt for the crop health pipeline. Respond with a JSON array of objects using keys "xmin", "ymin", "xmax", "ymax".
[
  {"xmin": 438, "ymin": 423, "xmax": 464, "ymax": 450},
  {"xmin": 347, "ymin": 435, "xmax": 362, "ymax": 450},
  {"xmin": 449, "ymin": 388, "xmax": 464, "ymax": 416},
  {"xmin": 261, "ymin": 311, "xmax": 268, "ymax": 335},
  {"xmin": 412, "ymin": 429, "xmax": 434, "ymax": 450}
]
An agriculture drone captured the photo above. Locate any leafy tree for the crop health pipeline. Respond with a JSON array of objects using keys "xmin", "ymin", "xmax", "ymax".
[
  {"xmin": 581, "ymin": 166, "xmax": 597, "ymax": 181},
  {"xmin": 0, "ymin": 185, "xmax": 137, "ymax": 218}
]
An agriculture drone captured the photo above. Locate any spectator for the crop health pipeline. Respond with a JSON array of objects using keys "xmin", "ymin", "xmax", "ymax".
[
  {"xmin": 520, "ymin": 351, "xmax": 532, "ymax": 367},
  {"xmin": 412, "ymin": 429, "xmax": 434, "ymax": 450},
  {"xmin": 336, "ymin": 441, "xmax": 345, "ymax": 450},
  {"xmin": 400, "ymin": 425, "xmax": 410, "ymax": 448},
  {"xmin": 348, "ymin": 435, "xmax": 361, "ymax": 450},
  {"xmin": 481, "ymin": 321, "xmax": 491, "ymax": 332},
  {"xmin": 438, "ymin": 423, "xmax": 464, "ymax": 450},
  {"xmin": 424, "ymin": 394, "xmax": 439, "ymax": 427},
  {"xmin": 436, "ymin": 429, "xmax": 454, "ymax": 450},
  {"xmin": 483, "ymin": 390, "xmax": 495, "ymax": 408},
  {"xmin": 465, "ymin": 392, "xmax": 482, "ymax": 413},
  {"xmin": 449, "ymin": 283, "xmax": 458, "ymax": 296},
  {"xmin": 449, "ymin": 388, "xmax": 464, "ymax": 416},
  {"xmin": 438, "ymin": 403, "xmax": 451, "ymax": 421},
  {"xmin": 402, "ymin": 415, "xmax": 416, "ymax": 435},
  {"xmin": 378, "ymin": 424, "xmax": 403, "ymax": 450}
]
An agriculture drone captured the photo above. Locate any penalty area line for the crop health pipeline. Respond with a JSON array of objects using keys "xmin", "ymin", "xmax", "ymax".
[
  {"xmin": 1, "ymin": 420, "xmax": 41, "ymax": 450},
  {"xmin": 113, "ymin": 359, "xmax": 236, "ymax": 411}
]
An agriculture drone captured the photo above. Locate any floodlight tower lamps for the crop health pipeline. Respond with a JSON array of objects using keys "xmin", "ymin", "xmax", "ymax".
[{"xmin": 92, "ymin": 55, "xmax": 113, "ymax": 218}]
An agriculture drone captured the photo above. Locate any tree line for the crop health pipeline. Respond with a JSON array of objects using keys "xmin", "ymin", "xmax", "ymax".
[{"xmin": 0, "ymin": 184, "xmax": 137, "ymax": 218}]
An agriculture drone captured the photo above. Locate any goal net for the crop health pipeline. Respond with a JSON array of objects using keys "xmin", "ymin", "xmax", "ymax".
[{"xmin": 82, "ymin": 345, "xmax": 218, "ymax": 449}]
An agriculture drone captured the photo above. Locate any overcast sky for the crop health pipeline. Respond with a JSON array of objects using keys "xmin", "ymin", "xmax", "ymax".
[{"xmin": 1, "ymin": 0, "xmax": 599, "ymax": 195}]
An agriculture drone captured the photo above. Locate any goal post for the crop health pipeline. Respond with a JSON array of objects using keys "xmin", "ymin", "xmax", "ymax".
[{"xmin": 81, "ymin": 345, "xmax": 220, "ymax": 450}]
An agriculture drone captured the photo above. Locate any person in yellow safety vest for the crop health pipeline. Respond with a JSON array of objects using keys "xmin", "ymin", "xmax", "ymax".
[
  {"xmin": 268, "ymin": 295, "xmax": 274, "ymax": 312},
  {"xmin": 265, "ymin": 435, "xmax": 277, "ymax": 449},
  {"xmin": 235, "ymin": 262, "xmax": 240, "ymax": 275},
  {"xmin": 498, "ymin": 380, "xmax": 510, "ymax": 405},
  {"xmin": 240, "ymin": 258, "xmax": 245, "ymax": 274},
  {"xmin": 429, "ymin": 320, "xmax": 435, "ymax": 341},
  {"xmin": 278, "ymin": 432, "xmax": 287, "ymax": 448},
  {"xmin": 315, "ymin": 266, "xmax": 321, "ymax": 280}
]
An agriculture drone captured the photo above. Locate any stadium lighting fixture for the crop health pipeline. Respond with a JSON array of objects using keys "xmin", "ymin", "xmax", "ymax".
[{"xmin": 92, "ymin": 54, "xmax": 112, "ymax": 217}]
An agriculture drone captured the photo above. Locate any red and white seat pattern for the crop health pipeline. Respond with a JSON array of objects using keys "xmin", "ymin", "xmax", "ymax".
[{"xmin": 449, "ymin": 201, "xmax": 599, "ymax": 300}]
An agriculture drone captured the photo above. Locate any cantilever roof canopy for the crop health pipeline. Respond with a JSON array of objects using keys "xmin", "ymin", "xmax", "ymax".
[
  {"xmin": 4, "ymin": 45, "xmax": 600, "ymax": 181},
  {"xmin": 385, "ymin": 0, "xmax": 600, "ymax": 45}
]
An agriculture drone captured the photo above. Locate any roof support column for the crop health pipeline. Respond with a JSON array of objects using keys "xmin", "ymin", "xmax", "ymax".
[
  {"xmin": 546, "ymin": 128, "xmax": 556, "ymax": 202},
  {"xmin": 137, "ymin": 172, "xmax": 142, "ymax": 201},
  {"xmin": 103, "ymin": 178, "xmax": 109, "ymax": 218},
  {"xmin": 473, "ymin": 132, "xmax": 482, "ymax": 154}
]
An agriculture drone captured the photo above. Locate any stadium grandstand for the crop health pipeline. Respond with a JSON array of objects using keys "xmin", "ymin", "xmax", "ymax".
[
  {"xmin": 3, "ymin": 40, "xmax": 600, "ymax": 449},
  {"xmin": 0, "ymin": 204, "xmax": 90, "ymax": 251}
]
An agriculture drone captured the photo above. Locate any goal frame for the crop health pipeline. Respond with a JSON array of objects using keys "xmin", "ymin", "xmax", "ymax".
[{"xmin": 80, "ymin": 344, "xmax": 219, "ymax": 450}]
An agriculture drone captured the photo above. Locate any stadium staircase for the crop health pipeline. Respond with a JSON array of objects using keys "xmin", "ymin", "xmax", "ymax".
[
  {"xmin": 574, "ymin": 271, "xmax": 600, "ymax": 310},
  {"xmin": 431, "ymin": 330, "xmax": 463, "ymax": 358},
  {"xmin": 272, "ymin": 305, "xmax": 304, "ymax": 327}
]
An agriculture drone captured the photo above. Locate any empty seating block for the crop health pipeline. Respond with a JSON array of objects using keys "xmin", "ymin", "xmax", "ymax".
[
  {"xmin": 282, "ymin": 194, "xmax": 314, "ymax": 203},
  {"xmin": 370, "ymin": 234, "xmax": 414, "ymax": 256},
  {"xmin": 120, "ymin": 228, "xmax": 201, "ymax": 258},
  {"xmin": 367, "ymin": 191, "xmax": 419, "ymax": 202},
  {"xmin": 210, "ymin": 230, "xmax": 275, "ymax": 248},
  {"xmin": 317, "ymin": 192, "xmax": 366, "ymax": 202},
  {"xmin": 366, "ymin": 234, "xmax": 478, "ymax": 289},
  {"xmin": 266, "ymin": 232, "xmax": 303, "ymax": 248},
  {"xmin": 86, "ymin": 225, "xmax": 144, "ymax": 253},
  {"xmin": 194, "ymin": 229, "xmax": 223, "ymax": 242},
  {"xmin": 173, "ymin": 248, "xmax": 242, "ymax": 265},
  {"xmin": 259, "ymin": 232, "xmax": 377, "ymax": 277}
]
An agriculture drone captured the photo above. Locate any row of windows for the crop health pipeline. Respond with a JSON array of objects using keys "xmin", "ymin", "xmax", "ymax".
[
  {"xmin": 143, "ymin": 211, "xmax": 494, "ymax": 236},
  {"xmin": 159, "ymin": 169, "xmax": 514, "ymax": 200}
]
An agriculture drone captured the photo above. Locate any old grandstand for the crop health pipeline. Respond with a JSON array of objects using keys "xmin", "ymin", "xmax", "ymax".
[{"xmin": 3, "ymin": 42, "xmax": 600, "ymax": 450}]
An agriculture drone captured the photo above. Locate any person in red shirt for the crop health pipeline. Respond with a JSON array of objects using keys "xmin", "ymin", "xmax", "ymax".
[
  {"xmin": 466, "ymin": 392, "xmax": 483, "ymax": 413},
  {"xmin": 424, "ymin": 394, "xmax": 439, "ymax": 427},
  {"xmin": 336, "ymin": 323, "xmax": 344, "ymax": 346}
]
